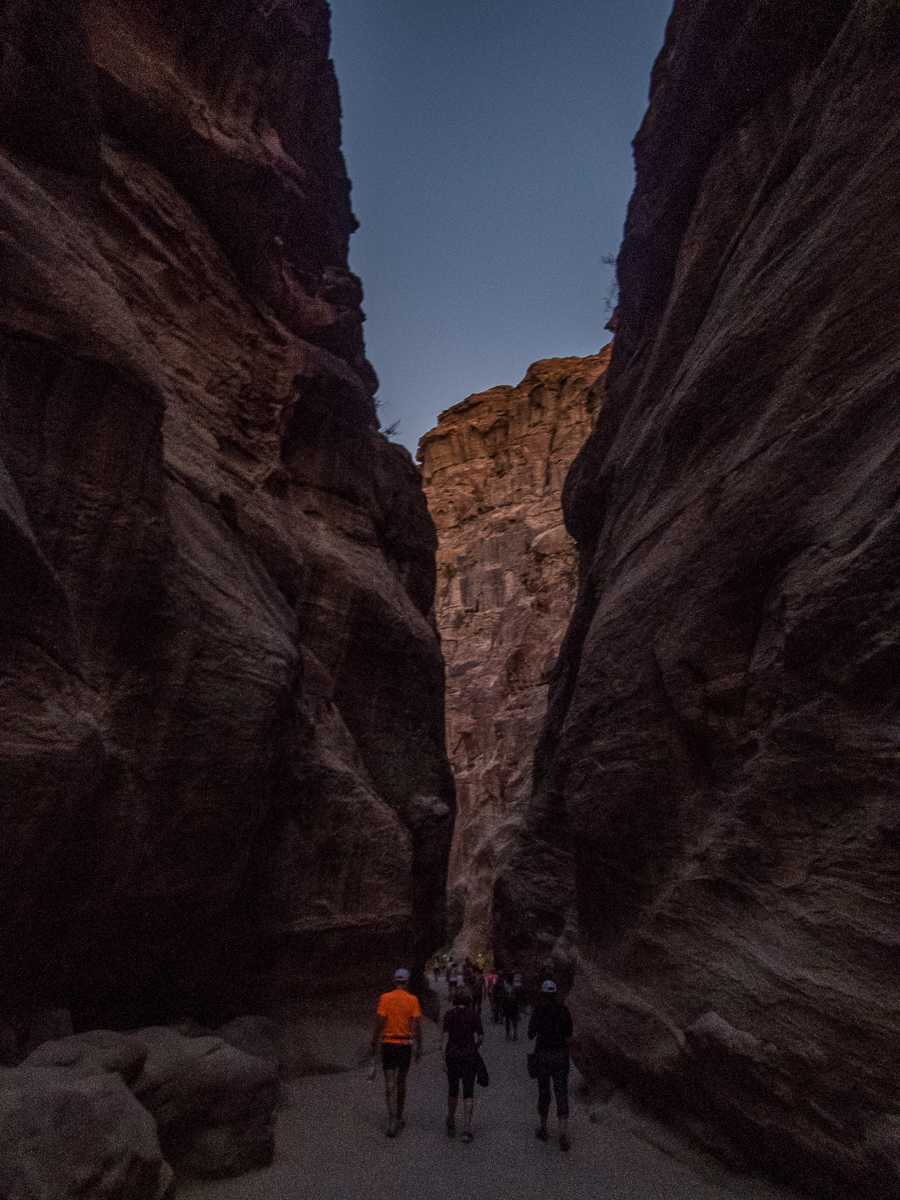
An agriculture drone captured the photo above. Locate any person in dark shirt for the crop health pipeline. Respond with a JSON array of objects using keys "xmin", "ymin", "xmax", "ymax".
[
  {"xmin": 441, "ymin": 989, "xmax": 484, "ymax": 1142},
  {"xmin": 501, "ymin": 972, "xmax": 520, "ymax": 1041},
  {"xmin": 489, "ymin": 972, "xmax": 503, "ymax": 1024},
  {"xmin": 471, "ymin": 966, "xmax": 485, "ymax": 1014},
  {"xmin": 527, "ymin": 980, "xmax": 573, "ymax": 1151}
]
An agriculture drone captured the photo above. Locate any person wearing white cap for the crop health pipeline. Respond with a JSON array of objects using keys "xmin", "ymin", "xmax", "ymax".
[
  {"xmin": 527, "ymin": 980, "xmax": 573, "ymax": 1151},
  {"xmin": 371, "ymin": 968, "xmax": 422, "ymax": 1137}
]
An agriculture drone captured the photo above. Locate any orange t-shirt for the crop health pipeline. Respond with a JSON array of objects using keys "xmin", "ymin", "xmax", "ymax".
[{"xmin": 378, "ymin": 988, "xmax": 422, "ymax": 1043}]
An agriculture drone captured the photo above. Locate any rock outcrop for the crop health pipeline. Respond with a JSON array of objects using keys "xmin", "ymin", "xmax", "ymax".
[
  {"xmin": 1, "ymin": 1024, "xmax": 281, "ymax": 1195},
  {"xmin": 495, "ymin": 2, "xmax": 900, "ymax": 1197},
  {"xmin": 0, "ymin": 0, "xmax": 453, "ymax": 1040},
  {"xmin": 0, "ymin": 1065, "xmax": 174, "ymax": 1200},
  {"xmin": 420, "ymin": 352, "xmax": 609, "ymax": 957}
]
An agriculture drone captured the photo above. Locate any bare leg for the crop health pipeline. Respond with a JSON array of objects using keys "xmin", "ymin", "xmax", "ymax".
[
  {"xmin": 447, "ymin": 1095, "xmax": 458, "ymax": 1122},
  {"xmin": 383, "ymin": 1068, "xmax": 398, "ymax": 1119},
  {"xmin": 396, "ymin": 1069, "xmax": 408, "ymax": 1120},
  {"xmin": 462, "ymin": 1097, "xmax": 474, "ymax": 1132}
]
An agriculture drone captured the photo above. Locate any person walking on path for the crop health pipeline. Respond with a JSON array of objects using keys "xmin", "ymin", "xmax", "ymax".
[
  {"xmin": 512, "ymin": 968, "xmax": 525, "ymax": 1013},
  {"xmin": 441, "ymin": 989, "xmax": 484, "ymax": 1143},
  {"xmin": 485, "ymin": 970, "xmax": 500, "ymax": 1023},
  {"xmin": 371, "ymin": 968, "xmax": 422, "ymax": 1137},
  {"xmin": 501, "ymin": 972, "xmax": 520, "ymax": 1041},
  {"xmin": 471, "ymin": 966, "xmax": 485, "ymax": 1015},
  {"xmin": 528, "ymin": 980, "xmax": 573, "ymax": 1151}
]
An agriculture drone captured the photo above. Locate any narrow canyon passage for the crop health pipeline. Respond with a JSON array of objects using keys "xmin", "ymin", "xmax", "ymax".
[
  {"xmin": 5, "ymin": 3, "xmax": 900, "ymax": 1196},
  {"xmin": 180, "ymin": 982, "xmax": 797, "ymax": 1200}
]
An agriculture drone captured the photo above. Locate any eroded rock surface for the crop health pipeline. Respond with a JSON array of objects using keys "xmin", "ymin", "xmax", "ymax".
[
  {"xmin": 495, "ymin": 2, "xmax": 900, "ymax": 1197},
  {"xmin": 0, "ymin": 0, "xmax": 452, "ymax": 1038},
  {"xmin": 4, "ymin": 1023, "xmax": 280, "ymax": 1193},
  {"xmin": 419, "ymin": 352, "xmax": 608, "ymax": 957},
  {"xmin": 0, "ymin": 1064, "xmax": 174, "ymax": 1200},
  {"xmin": 127, "ymin": 1028, "xmax": 279, "ymax": 1178}
]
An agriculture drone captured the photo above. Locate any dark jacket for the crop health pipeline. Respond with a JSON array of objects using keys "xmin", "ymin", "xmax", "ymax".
[{"xmin": 527, "ymin": 998, "xmax": 572, "ymax": 1052}]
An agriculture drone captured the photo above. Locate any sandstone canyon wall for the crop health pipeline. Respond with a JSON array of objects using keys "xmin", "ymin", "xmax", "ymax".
[
  {"xmin": 0, "ymin": 0, "xmax": 453, "ymax": 1041},
  {"xmin": 495, "ymin": 2, "xmax": 900, "ymax": 1196},
  {"xmin": 420, "ymin": 352, "xmax": 608, "ymax": 959}
]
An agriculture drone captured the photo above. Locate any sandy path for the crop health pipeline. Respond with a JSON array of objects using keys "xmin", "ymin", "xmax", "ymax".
[{"xmin": 180, "ymin": 986, "xmax": 798, "ymax": 1200}]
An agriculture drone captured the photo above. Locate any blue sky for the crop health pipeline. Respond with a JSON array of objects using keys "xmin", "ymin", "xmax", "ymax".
[{"xmin": 329, "ymin": 0, "xmax": 673, "ymax": 453}]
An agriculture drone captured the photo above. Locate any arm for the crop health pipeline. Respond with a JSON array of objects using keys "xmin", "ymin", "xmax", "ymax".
[
  {"xmin": 412, "ymin": 1015, "xmax": 422, "ymax": 1061},
  {"xmin": 370, "ymin": 1012, "xmax": 386, "ymax": 1055}
]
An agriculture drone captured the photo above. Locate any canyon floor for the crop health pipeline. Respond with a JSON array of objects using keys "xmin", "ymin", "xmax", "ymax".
[{"xmin": 180, "ymin": 983, "xmax": 799, "ymax": 1200}]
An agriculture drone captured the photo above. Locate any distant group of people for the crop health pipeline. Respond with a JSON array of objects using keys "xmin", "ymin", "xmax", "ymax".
[
  {"xmin": 487, "ymin": 968, "xmax": 524, "ymax": 1040},
  {"xmin": 371, "ymin": 962, "xmax": 573, "ymax": 1151},
  {"xmin": 436, "ymin": 957, "xmax": 526, "ymax": 1041},
  {"xmin": 441, "ymin": 956, "xmax": 486, "ymax": 1006}
]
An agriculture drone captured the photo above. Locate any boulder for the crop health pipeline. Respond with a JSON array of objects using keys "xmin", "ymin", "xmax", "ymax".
[
  {"xmin": 25, "ymin": 1031, "xmax": 148, "ymax": 1087},
  {"xmin": 130, "ymin": 1027, "xmax": 279, "ymax": 1179},
  {"xmin": 215, "ymin": 1016, "xmax": 283, "ymax": 1076},
  {"xmin": 22, "ymin": 1009, "xmax": 74, "ymax": 1059},
  {"xmin": 0, "ymin": 1065, "xmax": 173, "ymax": 1200}
]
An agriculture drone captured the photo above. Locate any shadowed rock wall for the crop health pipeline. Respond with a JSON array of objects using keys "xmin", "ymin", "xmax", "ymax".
[
  {"xmin": 419, "ymin": 352, "xmax": 608, "ymax": 959},
  {"xmin": 0, "ymin": 0, "xmax": 453, "ymax": 1038},
  {"xmin": 495, "ymin": 2, "xmax": 900, "ymax": 1195}
]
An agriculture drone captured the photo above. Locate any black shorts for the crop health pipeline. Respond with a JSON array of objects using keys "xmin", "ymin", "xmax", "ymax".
[
  {"xmin": 445, "ymin": 1054, "xmax": 478, "ymax": 1099},
  {"xmin": 382, "ymin": 1042, "xmax": 413, "ymax": 1072},
  {"xmin": 536, "ymin": 1049, "xmax": 570, "ymax": 1118}
]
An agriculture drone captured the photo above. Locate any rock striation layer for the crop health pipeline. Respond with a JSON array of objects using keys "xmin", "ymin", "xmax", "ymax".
[
  {"xmin": 420, "ymin": 352, "xmax": 609, "ymax": 959},
  {"xmin": 495, "ymin": 2, "xmax": 900, "ymax": 1197},
  {"xmin": 0, "ymin": 0, "xmax": 453, "ymax": 1039}
]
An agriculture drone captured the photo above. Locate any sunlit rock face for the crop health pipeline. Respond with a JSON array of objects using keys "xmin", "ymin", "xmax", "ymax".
[
  {"xmin": 419, "ymin": 352, "xmax": 609, "ymax": 961},
  {"xmin": 0, "ymin": 0, "xmax": 453, "ymax": 1035},
  {"xmin": 495, "ymin": 2, "xmax": 900, "ymax": 1196}
]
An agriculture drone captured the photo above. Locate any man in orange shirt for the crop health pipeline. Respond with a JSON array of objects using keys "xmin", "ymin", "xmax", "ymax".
[{"xmin": 371, "ymin": 967, "xmax": 422, "ymax": 1137}]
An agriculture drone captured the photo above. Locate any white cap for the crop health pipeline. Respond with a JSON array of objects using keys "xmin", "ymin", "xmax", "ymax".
[
  {"xmin": 394, "ymin": 968, "xmax": 410, "ymax": 981},
  {"xmin": 541, "ymin": 980, "xmax": 557, "ymax": 993}
]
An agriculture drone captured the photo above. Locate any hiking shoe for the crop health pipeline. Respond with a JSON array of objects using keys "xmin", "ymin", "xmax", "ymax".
[
  {"xmin": 535, "ymin": 1126, "xmax": 549, "ymax": 1141},
  {"xmin": 460, "ymin": 1130, "xmax": 474, "ymax": 1143},
  {"xmin": 560, "ymin": 1135, "xmax": 571, "ymax": 1152},
  {"xmin": 446, "ymin": 1117, "xmax": 455, "ymax": 1136}
]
